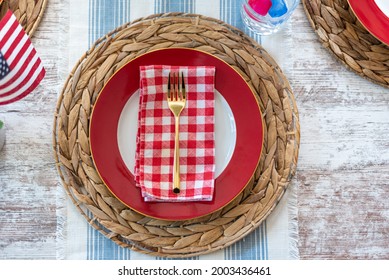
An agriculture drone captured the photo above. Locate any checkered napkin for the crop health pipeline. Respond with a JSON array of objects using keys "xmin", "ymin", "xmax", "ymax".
[{"xmin": 134, "ymin": 65, "xmax": 216, "ymax": 202}]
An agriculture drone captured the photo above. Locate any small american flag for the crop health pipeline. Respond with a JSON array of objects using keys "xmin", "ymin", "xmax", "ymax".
[{"xmin": 0, "ymin": 9, "xmax": 45, "ymax": 105}]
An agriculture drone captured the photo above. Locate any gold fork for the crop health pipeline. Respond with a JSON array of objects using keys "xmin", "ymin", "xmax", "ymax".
[{"xmin": 167, "ymin": 72, "xmax": 186, "ymax": 194}]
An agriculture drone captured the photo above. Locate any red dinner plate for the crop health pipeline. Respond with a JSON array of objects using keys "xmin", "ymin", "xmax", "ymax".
[
  {"xmin": 348, "ymin": 0, "xmax": 389, "ymax": 45},
  {"xmin": 90, "ymin": 48, "xmax": 264, "ymax": 220}
]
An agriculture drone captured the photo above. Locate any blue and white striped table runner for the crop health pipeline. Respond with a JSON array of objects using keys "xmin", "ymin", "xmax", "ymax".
[{"xmin": 60, "ymin": 0, "xmax": 298, "ymax": 260}]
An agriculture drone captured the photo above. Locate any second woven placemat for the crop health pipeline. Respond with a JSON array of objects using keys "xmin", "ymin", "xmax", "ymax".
[
  {"xmin": 303, "ymin": 0, "xmax": 389, "ymax": 88},
  {"xmin": 53, "ymin": 13, "xmax": 300, "ymax": 258},
  {"xmin": 0, "ymin": 0, "xmax": 48, "ymax": 36}
]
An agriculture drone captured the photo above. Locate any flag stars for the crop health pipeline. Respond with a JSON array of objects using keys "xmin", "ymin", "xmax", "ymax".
[{"xmin": 0, "ymin": 52, "xmax": 11, "ymax": 80}]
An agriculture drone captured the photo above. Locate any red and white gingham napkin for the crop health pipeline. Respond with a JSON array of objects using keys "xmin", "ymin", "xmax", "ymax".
[{"xmin": 134, "ymin": 65, "xmax": 216, "ymax": 202}]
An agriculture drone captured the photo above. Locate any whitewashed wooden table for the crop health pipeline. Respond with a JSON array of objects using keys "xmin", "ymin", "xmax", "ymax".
[{"xmin": 0, "ymin": 0, "xmax": 389, "ymax": 259}]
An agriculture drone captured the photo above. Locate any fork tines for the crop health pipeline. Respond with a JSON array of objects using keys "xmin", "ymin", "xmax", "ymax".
[{"xmin": 167, "ymin": 72, "xmax": 186, "ymax": 101}]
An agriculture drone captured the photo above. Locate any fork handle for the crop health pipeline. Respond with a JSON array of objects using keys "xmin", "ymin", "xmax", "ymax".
[{"xmin": 173, "ymin": 116, "xmax": 180, "ymax": 194}]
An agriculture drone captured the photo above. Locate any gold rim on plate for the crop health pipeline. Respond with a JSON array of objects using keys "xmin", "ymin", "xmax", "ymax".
[{"xmin": 88, "ymin": 47, "xmax": 265, "ymax": 221}]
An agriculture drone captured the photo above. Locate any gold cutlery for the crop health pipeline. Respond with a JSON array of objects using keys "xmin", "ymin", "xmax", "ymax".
[{"xmin": 167, "ymin": 72, "xmax": 186, "ymax": 194}]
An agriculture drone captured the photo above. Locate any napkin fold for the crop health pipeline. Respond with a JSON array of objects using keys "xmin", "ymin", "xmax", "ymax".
[{"xmin": 134, "ymin": 65, "xmax": 216, "ymax": 202}]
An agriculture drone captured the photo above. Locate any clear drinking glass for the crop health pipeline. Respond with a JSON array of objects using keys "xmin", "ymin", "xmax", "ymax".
[{"xmin": 241, "ymin": 0, "xmax": 300, "ymax": 35}]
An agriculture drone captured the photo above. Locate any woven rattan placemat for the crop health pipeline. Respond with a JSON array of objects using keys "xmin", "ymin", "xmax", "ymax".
[
  {"xmin": 0, "ymin": 0, "xmax": 47, "ymax": 36},
  {"xmin": 303, "ymin": 0, "xmax": 389, "ymax": 88},
  {"xmin": 53, "ymin": 13, "xmax": 300, "ymax": 257}
]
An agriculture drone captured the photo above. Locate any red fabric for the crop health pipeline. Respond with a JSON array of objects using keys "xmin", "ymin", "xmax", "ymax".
[
  {"xmin": 0, "ymin": 10, "xmax": 45, "ymax": 105},
  {"xmin": 135, "ymin": 65, "xmax": 216, "ymax": 202}
]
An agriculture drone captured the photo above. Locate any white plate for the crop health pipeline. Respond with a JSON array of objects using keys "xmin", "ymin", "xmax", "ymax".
[{"xmin": 117, "ymin": 89, "xmax": 237, "ymax": 178}]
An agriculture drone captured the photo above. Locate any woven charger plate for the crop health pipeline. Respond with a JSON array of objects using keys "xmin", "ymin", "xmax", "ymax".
[
  {"xmin": 53, "ymin": 13, "xmax": 300, "ymax": 257},
  {"xmin": 0, "ymin": 0, "xmax": 47, "ymax": 36},
  {"xmin": 303, "ymin": 0, "xmax": 389, "ymax": 88}
]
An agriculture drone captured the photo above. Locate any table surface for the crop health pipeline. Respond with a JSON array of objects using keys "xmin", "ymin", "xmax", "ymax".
[{"xmin": 1, "ymin": 0, "xmax": 389, "ymax": 260}]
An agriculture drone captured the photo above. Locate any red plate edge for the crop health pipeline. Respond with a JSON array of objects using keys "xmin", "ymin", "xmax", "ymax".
[
  {"xmin": 89, "ymin": 48, "xmax": 264, "ymax": 221},
  {"xmin": 348, "ymin": 0, "xmax": 389, "ymax": 46}
]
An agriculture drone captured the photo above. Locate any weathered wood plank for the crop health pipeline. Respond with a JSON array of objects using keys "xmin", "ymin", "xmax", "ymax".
[
  {"xmin": 0, "ymin": 0, "xmax": 64, "ymax": 259},
  {"xmin": 291, "ymin": 6, "xmax": 389, "ymax": 259}
]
